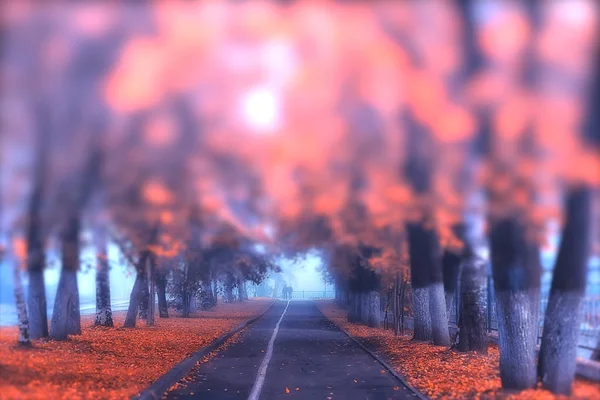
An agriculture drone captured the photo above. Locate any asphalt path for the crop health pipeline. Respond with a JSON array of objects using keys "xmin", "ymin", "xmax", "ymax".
[{"xmin": 165, "ymin": 300, "xmax": 418, "ymax": 400}]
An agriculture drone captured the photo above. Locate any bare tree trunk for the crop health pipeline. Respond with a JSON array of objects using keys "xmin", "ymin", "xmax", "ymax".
[
  {"xmin": 138, "ymin": 272, "xmax": 149, "ymax": 320},
  {"xmin": 442, "ymin": 250, "xmax": 461, "ymax": 320},
  {"xmin": 347, "ymin": 291, "xmax": 358, "ymax": 322},
  {"xmin": 94, "ymin": 227, "xmax": 112, "ymax": 327},
  {"xmin": 26, "ymin": 108, "xmax": 50, "ymax": 340},
  {"xmin": 239, "ymin": 280, "xmax": 248, "ymax": 301},
  {"xmin": 146, "ymin": 256, "xmax": 155, "ymax": 326},
  {"xmin": 50, "ymin": 213, "xmax": 81, "ymax": 340},
  {"xmin": 490, "ymin": 217, "xmax": 541, "ymax": 390},
  {"xmin": 212, "ymin": 279, "xmax": 218, "ymax": 304},
  {"xmin": 156, "ymin": 271, "xmax": 169, "ymax": 318},
  {"xmin": 393, "ymin": 273, "xmax": 399, "ymax": 336},
  {"xmin": 14, "ymin": 261, "xmax": 31, "ymax": 346},
  {"xmin": 200, "ymin": 279, "xmax": 215, "ymax": 310},
  {"xmin": 123, "ymin": 251, "xmax": 150, "ymax": 328},
  {"xmin": 181, "ymin": 291, "xmax": 192, "ymax": 318},
  {"xmin": 27, "ymin": 267, "xmax": 47, "ymax": 340},
  {"xmin": 400, "ymin": 279, "xmax": 406, "ymax": 335},
  {"xmin": 457, "ymin": 255, "xmax": 488, "ymax": 354},
  {"xmin": 225, "ymin": 287, "xmax": 234, "ymax": 303},
  {"xmin": 360, "ymin": 292, "xmax": 370, "ymax": 324},
  {"xmin": 539, "ymin": 187, "xmax": 591, "ymax": 394}
]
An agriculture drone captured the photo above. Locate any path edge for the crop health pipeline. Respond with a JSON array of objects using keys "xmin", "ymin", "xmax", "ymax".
[
  {"xmin": 315, "ymin": 301, "xmax": 429, "ymax": 400},
  {"xmin": 132, "ymin": 300, "xmax": 277, "ymax": 400}
]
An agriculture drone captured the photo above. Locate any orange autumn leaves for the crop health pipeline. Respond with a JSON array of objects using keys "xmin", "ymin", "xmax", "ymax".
[
  {"xmin": 86, "ymin": 1, "xmax": 600, "ymax": 255},
  {"xmin": 0, "ymin": 300, "xmax": 274, "ymax": 400},
  {"xmin": 317, "ymin": 301, "xmax": 600, "ymax": 400},
  {"xmin": 5, "ymin": 1, "xmax": 600, "ymax": 277}
]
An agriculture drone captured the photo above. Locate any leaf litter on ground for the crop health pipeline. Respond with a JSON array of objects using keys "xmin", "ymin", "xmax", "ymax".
[
  {"xmin": 0, "ymin": 299, "xmax": 273, "ymax": 400},
  {"xmin": 317, "ymin": 300, "xmax": 600, "ymax": 400}
]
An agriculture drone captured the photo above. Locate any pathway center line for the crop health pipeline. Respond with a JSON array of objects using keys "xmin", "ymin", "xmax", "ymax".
[{"xmin": 247, "ymin": 300, "xmax": 291, "ymax": 400}]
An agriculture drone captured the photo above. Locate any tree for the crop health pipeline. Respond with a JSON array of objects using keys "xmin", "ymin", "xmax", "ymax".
[
  {"xmin": 537, "ymin": 10, "xmax": 599, "ymax": 392},
  {"xmin": 156, "ymin": 269, "xmax": 169, "ymax": 318},
  {"xmin": 50, "ymin": 144, "xmax": 102, "ymax": 340},
  {"xmin": 25, "ymin": 110, "xmax": 50, "ymax": 339},
  {"xmin": 124, "ymin": 247, "xmax": 153, "ymax": 328},
  {"xmin": 50, "ymin": 212, "xmax": 82, "ymax": 340},
  {"xmin": 94, "ymin": 225, "xmax": 113, "ymax": 327},
  {"xmin": 489, "ymin": 217, "xmax": 541, "ymax": 389},
  {"xmin": 442, "ymin": 250, "xmax": 461, "ymax": 322},
  {"xmin": 407, "ymin": 224, "xmax": 433, "ymax": 342},
  {"xmin": 6, "ymin": 237, "xmax": 31, "ymax": 346},
  {"xmin": 538, "ymin": 188, "xmax": 591, "ymax": 393},
  {"xmin": 456, "ymin": 253, "xmax": 488, "ymax": 354}
]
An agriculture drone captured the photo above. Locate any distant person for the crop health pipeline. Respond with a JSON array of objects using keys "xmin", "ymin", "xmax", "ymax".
[
  {"xmin": 288, "ymin": 286, "xmax": 294, "ymax": 300},
  {"xmin": 282, "ymin": 285, "xmax": 288, "ymax": 300}
]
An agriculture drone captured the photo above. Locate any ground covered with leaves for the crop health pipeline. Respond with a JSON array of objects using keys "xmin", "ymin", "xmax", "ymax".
[
  {"xmin": 317, "ymin": 300, "xmax": 600, "ymax": 400},
  {"xmin": 0, "ymin": 299, "xmax": 274, "ymax": 400}
]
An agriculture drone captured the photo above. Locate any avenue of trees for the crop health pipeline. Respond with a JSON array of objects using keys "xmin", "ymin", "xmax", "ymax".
[{"xmin": 0, "ymin": 1, "xmax": 598, "ymax": 397}]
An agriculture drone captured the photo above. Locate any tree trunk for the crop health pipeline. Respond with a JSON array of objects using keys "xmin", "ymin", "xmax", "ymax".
[
  {"xmin": 429, "ymin": 282, "xmax": 450, "ymax": 346},
  {"xmin": 238, "ymin": 279, "xmax": 248, "ymax": 301},
  {"xmin": 360, "ymin": 292, "xmax": 370, "ymax": 324},
  {"xmin": 368, "ymin": 291, "xmax": 381, "ymax": 328},
  {"xmin": 400, "ymin": 280, "xmax": 407, "ymax": 335},
  {"xmin": 539, "ymin": 187, "xmax": 591, "ymax": 394},
  {"xmin": 156, "ymin": 271, "xmax": 169, "ymax": 318},
  {"xmin": 123, "ymin": 251, "xmax": 150, "ymax": 328},
  {"xmin": 225, "ymin": 286, "xmax": 234, "ymax": 303},
  {"xmin": 200, "ymin": 279, "xmax": 215, "ymax": 310},
  {"xmin": 412, "ymin": 286, "xmax": 431, "ymax": 342},
  {"xmin": 27, "ymin": 268, "xmax": 47, "ymax": 340},
  {"xmin": 50, "ymin": 213, "xmax": 81, "ymax": 340},
  {"xmin": 181, "ymin": 291, "xmax": 191, "ymax": 318},
  {"xmin": 212, "ymin": 279, "xmax": 218, "ymax": 304},
  {"xmin": 408, "ymin": 223, "xmax": 437, "ymax": 342},
  {"xmin": 138, "ymin": 271, "xmax": 149, "ymax": 320},
  {"xmin": 26, "ymin": 112, "xmax": 50, "ymax": 340},
  {"xmin": 393, "ymin": 274, "xmax": 399, "ymax": 336},
  {"xmin": 457, "ymin": 255, "xmax": 488, "ymax": 353},
  {"xmin": 340, "ymin": 286, "xmax": 348, "ymax": 308},
  {"xmin": 347, "ymin": 291, "xmax": 358, "ymax": 322},
  {"xmin": 94, "ymin": 227, "xmax": 113, "ymax": 327},
  {"xmin": 489, "ymin": 217, "xmax": 541, "ymax": 390},
  {"xmin": 13, "ymin": 261, "xmax": 31, "ymax": 346},
  {"xmin": 146, "ymin": 256, "xmax": 155, "ymax": 326},
  {"xmin": 442, "ymin": 250, "xmax": 461, "ymax": 319}
]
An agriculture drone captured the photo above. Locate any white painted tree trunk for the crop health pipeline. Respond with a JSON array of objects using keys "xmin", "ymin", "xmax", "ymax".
[
  {"xmin": 13, "ymin": 262, "xmax": 30, "ymax": 345},
  {"xmin": 367, "ymin": 291, "xmax": 381, "ymax": 328},
  {"xmin": 429, "ymin": 282, "xmax": 451, "ymax": 346},
  {"xmin": 495, "ymin": 290, "xmax": 540, "ymax": 389},
  {"xmin": 412, "ymin": 287, "xmax": 432, "ymax": 341},
  {"xmin": 94, "ymin": 227, "xmax": 112, "ymax": 327}
]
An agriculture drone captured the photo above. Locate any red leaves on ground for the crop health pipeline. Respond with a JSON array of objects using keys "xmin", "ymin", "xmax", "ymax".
[
  {"xmin": 317, "ymin": 300, "xmax": 600, "ymax": 400},
  {"xmin": 0, "ymin": 300, "xmax": 273, "ymax": 400}
]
